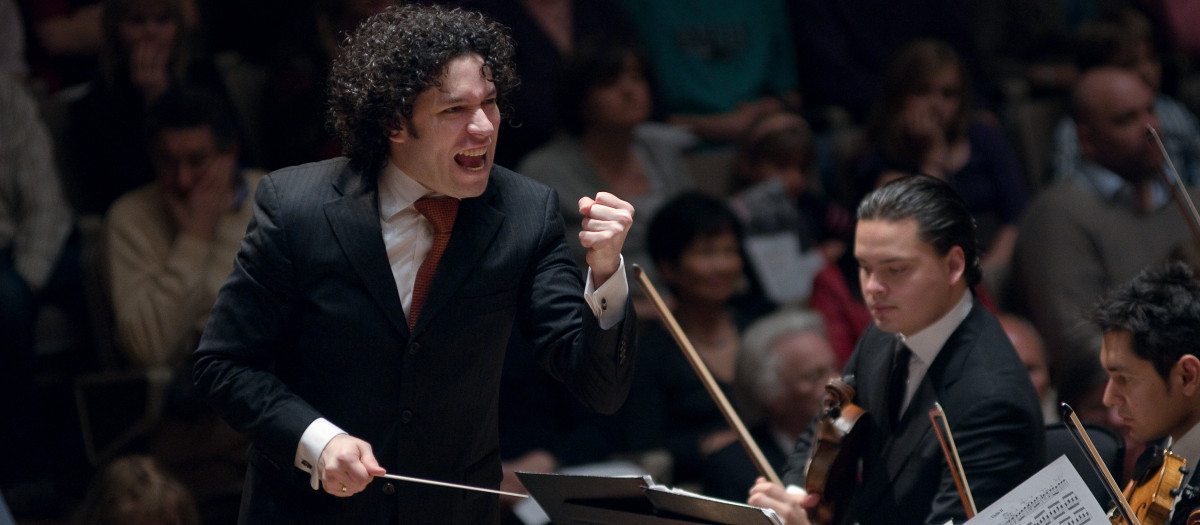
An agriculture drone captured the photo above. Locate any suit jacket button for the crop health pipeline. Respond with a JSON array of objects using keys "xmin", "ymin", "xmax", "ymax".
[
  {"xmin": 407, "ymin": 343, "xmax": 420, "ymax": 356},
  {"xmin": 401, "ymin": 409, "xmax": 413, "ymax": 423},
  {"xmin": 382, "ymin": 482, "xmax": 395, "ymax": 495}
]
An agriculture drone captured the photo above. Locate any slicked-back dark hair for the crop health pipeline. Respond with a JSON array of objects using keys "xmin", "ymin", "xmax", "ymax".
[
  {"xmin": 327, "ymin": 4, "xmax": 518, "ymax": 177},
  {"xmin": 1090, "ymin": 261, "xmax": 1200, "ymax": 380},
  {"xmin": 857, "ymin": 174, "xmax": 982, "ymax": 287}
]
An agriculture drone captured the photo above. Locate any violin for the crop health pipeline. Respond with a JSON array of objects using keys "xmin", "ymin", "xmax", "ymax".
[
  {"xmin": 1110, "ymin": 448, "xmax": 1189, "ymax": 525},
  {"xmin": 803, "ymin": 377, "xmax": 867, "ymax": 525},
  {"xmin": 1061, "ymin": 402, "xmax": 1191, "ymax": 525}
]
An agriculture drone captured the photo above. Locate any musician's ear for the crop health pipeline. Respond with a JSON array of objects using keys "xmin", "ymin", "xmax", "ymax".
[{"xmin": 1175, "ymin": 354, "xmax": 1200, "ymax": 396}]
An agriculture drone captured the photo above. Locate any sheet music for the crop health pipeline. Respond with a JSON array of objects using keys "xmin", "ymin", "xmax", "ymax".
[
  {"xmin": 743, "ymin": 233, "xmax": 825, "ymax": 305},
  {"xmin": 965, "ymin": 455, "xmax": 1108, "ymax": 525},
  {"xmin": 512, "ymin": 460, "xmax": 649, "ymax": 525}
]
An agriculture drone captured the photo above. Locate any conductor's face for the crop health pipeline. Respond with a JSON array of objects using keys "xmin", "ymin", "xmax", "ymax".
[
  {"xmin": 388, "ymin": 53, "xmax": 500, "ymax": 199},
  {"xmin": 855, "ymin": 217, "xmax": 966, "ymax": 337}
]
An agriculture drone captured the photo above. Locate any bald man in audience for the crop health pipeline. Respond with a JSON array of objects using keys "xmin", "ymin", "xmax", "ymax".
[{"xmin": 1011, "ymin": 66, "xmax": 1200, "ymax": 391}]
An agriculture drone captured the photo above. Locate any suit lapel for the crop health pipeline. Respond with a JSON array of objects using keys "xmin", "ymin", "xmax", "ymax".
[
  {"xmin": 409, "ymin": 181, "xmax": 504, "ymax": 334},
  {"xmin": 880, "ymin": 303, "xmax": 979, "ymax": 485},
  {"xmin": 323, "ymin": 166, "xmax": 410, "ymax": 337}
]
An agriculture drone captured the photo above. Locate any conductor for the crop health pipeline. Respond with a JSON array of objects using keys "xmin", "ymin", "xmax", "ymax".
[{"xmin": 192, "ymin": 5, "xmax": 638, "ymax": 524}]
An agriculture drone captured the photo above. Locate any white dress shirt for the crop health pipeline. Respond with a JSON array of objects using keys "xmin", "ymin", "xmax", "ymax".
[
  {"xmin": 294, "ymin": 161, "xmax": 629, "ymax": 489},
  {"xmin": 895, "ymin": 290, "xmax": 974, "ymax": 415}
]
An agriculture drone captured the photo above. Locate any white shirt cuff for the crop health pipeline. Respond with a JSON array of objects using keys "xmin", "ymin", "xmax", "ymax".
[
  {"xmin": 585, "ymin": 255, "xmax": 628, "ymax": 330},
  {"xmin": 296, "ymin": 417, "xmax": 346, "ymax": 490}
]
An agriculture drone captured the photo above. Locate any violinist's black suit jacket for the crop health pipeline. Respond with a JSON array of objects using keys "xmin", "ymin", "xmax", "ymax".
[
  {"xmin": 193, "ymin": 158, "xmax": 636, "ymax": 525},
  {"xmin": 781, "ymin": 298, "xmax": 1043, "ymax": 525}
]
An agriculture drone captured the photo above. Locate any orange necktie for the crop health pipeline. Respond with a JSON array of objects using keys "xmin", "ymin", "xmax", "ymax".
[{"xmin": 409, "ymin": 197, "xmax": 458, "ymax": 329}]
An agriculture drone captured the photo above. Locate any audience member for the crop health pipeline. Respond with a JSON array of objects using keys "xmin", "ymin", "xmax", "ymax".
[
  {"xmin": 726, "ymin": 110, "xmax": 866, "ymax": 363},
  {"xmin": 103, "ymin": 85, "xmax": 253, "ymax": 522},
  {"xmin": 63, "ymin": 0, "xmax": 234, "ymax": 216},
  {"xmin": 257, "ymin": 0, "xmax": 389, "ymax": 170},
  {"xmin": 1051, "ymin": 7, "xmax": 1200, "ymax": 185},
  {"xmin": 853, "ymin": 39, "xmax": 1029, "ymax": 297},
  {"xmin": 786, "ymin": 0, "xmax": 981, "ymax": 129},
  {"xmin": 0, "ymin": 0, "xmax": 26, "ymax": 78},
  {"xmin": 1090, "ymin": 261, "xmax": 1200, "ymax": 522},
  {"xmin": 618, "ymin": 0, "xmax": 800, "ymax": 145},
  {"xmin": 703, "ymin": 309, "xmax": 838, "ymax": 502},
  {"xmin": 749, "ymin": 175, "xmax": 1043, "ymax": 525},
  {"xmin": 615, "ymin": 191, "xmax": 772, "ymax": 486},
  {"xmin": 0, "ymin": 71, "xmax": 79, "ymax": 487},
  {"xmin": 72, "ymin": 454, "xmax": 200, "ymax": 525},
  {"xmin": 18, "ymin": 0, "xmax": 102, "ymax": 93},
  {"xmin": 517, "ymin": 34, "xmax": 693, "ymax": 315},
  {"xmin": 105, "ymin": 86, "xmax": 260, "ymax": 371},
  {"xmin": 1011, "ymin": 66, "xmax": 1199, "ymax": 389},
  {"xmin": 459, "ymin": 0, "xmax": 638, "ymax": 169},
  {"xmin": 998, "ymin": 312, "xmax": 1055, "ymax": 422},
  {"xmin": 964, "ymin": 0, "xmax": 1082, "ymax": 101}
]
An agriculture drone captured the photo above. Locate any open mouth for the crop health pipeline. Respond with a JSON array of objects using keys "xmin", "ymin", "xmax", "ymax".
[{"xmin": 454, "ymin": 146, "xmax": 488, "ymax": 172}]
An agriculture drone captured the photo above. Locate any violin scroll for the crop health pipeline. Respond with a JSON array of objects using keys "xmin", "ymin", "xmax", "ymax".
[{"xmin": 804, "ymin": 376, "xmax": 867, "ymax": 525}]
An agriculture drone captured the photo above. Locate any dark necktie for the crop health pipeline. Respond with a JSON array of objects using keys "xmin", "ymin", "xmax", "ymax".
[
  {"xmin": 888, "ymin": 339, "xmax": 912, "ymax": 426},
  {"xmin": 409, "ymin": 197, "xmax": 458, "ymax": 329}
]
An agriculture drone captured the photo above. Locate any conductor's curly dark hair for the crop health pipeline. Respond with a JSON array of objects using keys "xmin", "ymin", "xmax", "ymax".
[{"xmin": 327, "ymin": 4, "xmax": 518, "ymax": 176}]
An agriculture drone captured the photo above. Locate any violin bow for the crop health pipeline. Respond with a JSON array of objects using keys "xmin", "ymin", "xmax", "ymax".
[
  {"xmin": 1148, "ymin": 125, "xmax": 1200, "ymax": 248},
  {"xmin": 1060, "ymin": 402, "xmax": 1142, "ymax": 525},
  {"xmin": 632, "ymin": 264, "xmax": 783, "ymax": 486},
  {"xmin": 928, "ymin": 402, "xmax": 977, "ymax": 518}
]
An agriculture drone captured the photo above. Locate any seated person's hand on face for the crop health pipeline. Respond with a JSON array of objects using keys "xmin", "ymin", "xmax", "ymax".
[{"xmin": 167, "ymin": 154, "xmax": 237, "ymax": 240}]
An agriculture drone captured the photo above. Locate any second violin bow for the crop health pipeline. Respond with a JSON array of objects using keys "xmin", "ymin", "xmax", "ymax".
[{"xmin": 928, "ymin": 402, "xmax": 976, "ymax": 518}]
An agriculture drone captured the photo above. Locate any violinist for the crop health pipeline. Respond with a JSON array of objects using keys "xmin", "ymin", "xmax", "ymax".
[
  {"xmin": 1091, "ymin": 261, "xmax": 1200, "ymax": 525},
  {"xmin": 748, "ymin": 175, "xmax": 1044, "ymax": 525}
]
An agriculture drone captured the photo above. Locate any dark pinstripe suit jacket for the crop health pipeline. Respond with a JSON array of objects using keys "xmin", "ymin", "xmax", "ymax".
[{"xmin": 193, "ymin": 158, "xmax": 636, "ymax": 524}]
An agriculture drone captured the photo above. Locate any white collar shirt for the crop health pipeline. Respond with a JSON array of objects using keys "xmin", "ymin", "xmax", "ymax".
[{"xmin": 895, "ymin": 290, "xmax": 974, "ymax": 413}]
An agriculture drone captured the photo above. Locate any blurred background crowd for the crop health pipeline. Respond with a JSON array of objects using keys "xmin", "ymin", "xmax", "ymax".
[{"xmin": 3, "ymin": 0, "xmax": 1200, "ymax": 523}]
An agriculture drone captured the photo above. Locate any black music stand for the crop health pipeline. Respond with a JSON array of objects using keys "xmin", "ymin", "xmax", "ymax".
[{"xmin": 516, "ymin": 472, "xmax": 782, "ymax": 525}]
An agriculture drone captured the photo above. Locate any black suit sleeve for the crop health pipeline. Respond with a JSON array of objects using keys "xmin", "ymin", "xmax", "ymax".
[
  {"xmin": 519, "ymin": 187, "xmax": 637, "ymax": 416},
  {"xmin": 193, "ymin": 174, "xmax": 321, "ymax": 469}
]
